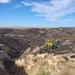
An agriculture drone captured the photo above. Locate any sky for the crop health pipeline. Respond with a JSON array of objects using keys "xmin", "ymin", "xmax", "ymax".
[{"xmin": 0, "ymin": 0, "xmax": 75, "ymax": 28}]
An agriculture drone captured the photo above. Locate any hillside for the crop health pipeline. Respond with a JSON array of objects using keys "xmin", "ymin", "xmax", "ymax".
[{"xmin": 0, "ymin": 28, "xmax": 75, "ymax": 75}]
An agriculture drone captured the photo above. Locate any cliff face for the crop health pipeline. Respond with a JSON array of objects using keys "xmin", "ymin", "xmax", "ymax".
[
  {"xmin": 0, "ymin": 28, "xmax": 75, "ymax": 75},
  {"xmin": 15, "ymin": 47, "xmax": 75, "ymax": 75}
]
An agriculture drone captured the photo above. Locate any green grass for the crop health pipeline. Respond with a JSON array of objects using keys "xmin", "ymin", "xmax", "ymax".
[
  {"xmin": 5, "ymin": 46, "xmax": 10, "ymax": 52},
  {"xmin": 37, "ymin": 69, "xmax": 51, "ymax": 75}
]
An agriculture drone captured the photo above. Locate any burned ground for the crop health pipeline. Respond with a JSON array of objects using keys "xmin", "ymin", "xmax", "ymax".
[{"xmin": 0, "ymin": 28, "xmax": 75, "ymax": 58}]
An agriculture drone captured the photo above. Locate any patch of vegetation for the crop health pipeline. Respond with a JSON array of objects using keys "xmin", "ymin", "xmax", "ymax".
[
  {"xmin": 0, "ymin": 34, "xmax": 4, "ymax": 38},
  {"xmin": 5, "ymin": 46, "xmax": 10, "ymax": 52},
  {"xmin": 37, "ymin": 69, "xmax": 51, "ymax": 75}
]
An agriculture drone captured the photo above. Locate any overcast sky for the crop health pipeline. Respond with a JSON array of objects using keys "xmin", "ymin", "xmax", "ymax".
[{"xmin": 0, "ymin": 0, "xmax": 75, "ymax": 27}]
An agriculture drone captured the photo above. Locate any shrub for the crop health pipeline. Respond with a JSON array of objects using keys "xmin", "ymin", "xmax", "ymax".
[
  {"xmin": 0, "ymin": 34, "xmax": 4, "ymax": 38},
  {"xmin": 5, "ymin": 46, "xmax": 10, "ymax": 52}
]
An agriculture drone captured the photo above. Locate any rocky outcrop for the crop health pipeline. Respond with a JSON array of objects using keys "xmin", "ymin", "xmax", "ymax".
[{"xmin": 16, "ymin": 51, "xmax": 75, "ymax": 75}]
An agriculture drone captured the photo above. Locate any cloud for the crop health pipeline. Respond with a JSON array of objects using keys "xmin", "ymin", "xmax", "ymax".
[
  {"xmin": 21, "ymin": 1, "xmax": 32, "ymax": 6},
  {"xmin": 14, "ymin": 5, "xmax": 22, "ymax": 8},
  {"xmin": 22, "ymin": 0, "xmax": 75, "ymax": 21},
  {"xmin": 0, "ymin": 0, "xmax": 10, "ymax": 3}
]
